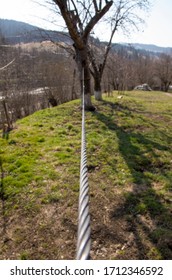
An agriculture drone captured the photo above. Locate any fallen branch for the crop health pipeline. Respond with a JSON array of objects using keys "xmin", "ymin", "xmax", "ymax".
[{"xmin": 0, "ymin": 58, "xmax": 15, "ymax": 71}]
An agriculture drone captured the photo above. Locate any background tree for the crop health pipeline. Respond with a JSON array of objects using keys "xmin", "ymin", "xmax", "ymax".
[
  {"xmin": 88, "ymin": 0, "xmax": 150, "ymax": 100},
  {"xmin": 155, "ymin": 54, "xmax": 172, "ymax": 92}
]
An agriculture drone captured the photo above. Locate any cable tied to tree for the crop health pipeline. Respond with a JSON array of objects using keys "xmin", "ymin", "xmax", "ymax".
[{"xmin": 76, "ymin": 67, "xmax": 91, "ymax": 260}]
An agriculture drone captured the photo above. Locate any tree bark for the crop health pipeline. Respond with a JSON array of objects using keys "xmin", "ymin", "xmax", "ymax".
[
  {"xmin": 94, "ymin": 74, "xmax": 102, "ymax": 101},
  {"xmin": 76, "ymin": 48, "xmax": 95, "ymax": 111},
  {"xmin": 164, "ymin": 83, "xmax": 170, "ymax": 92}
]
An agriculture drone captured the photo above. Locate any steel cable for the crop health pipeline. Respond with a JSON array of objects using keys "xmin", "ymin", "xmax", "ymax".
[{"xmin": 76, "ymin": 68, "xmax": 91, "ymax": 260}]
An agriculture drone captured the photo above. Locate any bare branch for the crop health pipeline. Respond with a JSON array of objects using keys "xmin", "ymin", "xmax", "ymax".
[
  {"xmin": 53, "ymin": 0, "xmax": 84, "ymax": 48},
  {"xmin": 0, "ymin": 59, "xmax": 15, "ymax": 71},
  {"xmin": 93, "ymin": 0, "xmax": 99, "ymax": 12},
  {"xmin": 83, "ymin": 1, "xmax": 113, "ymax": 40},
  {"xmin": 99, "ymin": 0, "xmax": 102, "ymax": 10},
  {"xmin": 71, "ymin": 0, "xmax": 83, "ymax": 34}
]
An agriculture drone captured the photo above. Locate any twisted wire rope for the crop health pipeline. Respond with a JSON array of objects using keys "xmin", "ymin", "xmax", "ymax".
[{"xmin": 76, "ymin": 68, "xmax": 91, "ymax": 260}]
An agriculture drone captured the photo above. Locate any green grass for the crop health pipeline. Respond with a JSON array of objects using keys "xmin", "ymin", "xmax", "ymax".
[
  {"xmin": 0, "ymin": 91, "xmax": 172, "ymax": 260},
  {"xmin": 0, "ymin": 100, "xmax": 81, "ymax": 200}
]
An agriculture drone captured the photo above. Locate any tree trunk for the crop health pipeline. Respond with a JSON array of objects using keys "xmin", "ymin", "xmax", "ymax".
[
  {"xmin": 94, "ymin": 74, "xmax": 102, "ymax": 101},
  {"xmin": 2, "ymin": 100, "xmax": 12, "ymax": 130},
  {"xmin": 83, "ymin": 62, "xmax": 95, "ymax": 111},
  {"xmin": 71, "ymin": 68, "xmax": 76, "ymax": 100},
  {"xmin": 76, "ymin": 47, "xmax": 95, "ymax": 111},
  {"xmin": 164, "ymin": 82, "xmax": 170, "ymax": 92}
]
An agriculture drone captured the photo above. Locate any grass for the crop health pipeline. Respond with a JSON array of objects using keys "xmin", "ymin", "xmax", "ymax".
[{"xmin": 0, "ymin": 91, "xmax": 172, "ymax": 260}]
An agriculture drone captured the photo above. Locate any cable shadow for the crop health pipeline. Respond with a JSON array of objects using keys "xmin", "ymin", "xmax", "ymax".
[{"xmin": 91, "ymin": 102, "xmax": 172, "ymax": 259}]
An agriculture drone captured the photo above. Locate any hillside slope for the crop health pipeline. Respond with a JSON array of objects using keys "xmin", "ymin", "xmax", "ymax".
[{"xmin": 0, "ymin": 91, "xmax": 172, "ymax": 260}]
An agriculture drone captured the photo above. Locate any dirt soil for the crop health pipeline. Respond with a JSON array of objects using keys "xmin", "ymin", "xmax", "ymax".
[{"xmin": 1, "ymin": 181, "xmax": 171, "ymax": 260}]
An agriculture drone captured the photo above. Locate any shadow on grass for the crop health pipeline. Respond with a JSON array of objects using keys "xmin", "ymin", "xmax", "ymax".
[{"xmin": 92, "ymin": 101, "xmax": 172, "ymax": 259}]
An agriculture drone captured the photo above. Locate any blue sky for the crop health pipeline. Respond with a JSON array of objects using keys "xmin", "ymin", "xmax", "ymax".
[{"xmin": 0, "ymin": 0, "xmax": 172, "ymax": 47}]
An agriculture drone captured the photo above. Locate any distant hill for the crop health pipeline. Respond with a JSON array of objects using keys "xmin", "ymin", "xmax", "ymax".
[
  {"xmin": 0, "ymin": 18, "xmax": 172, "ymax": 55},
  {"xmin": 129, "ymin": 43, "xmax": 172, "ymax": 54},
  {"xmin": 0, "ymin": 19, "xmax": 71, "ymax": 44}
]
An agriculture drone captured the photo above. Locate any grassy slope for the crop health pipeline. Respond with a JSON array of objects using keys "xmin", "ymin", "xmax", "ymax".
[{"xmin": 0, "ymin": 91, "xmax": 172, "ymax": 260}]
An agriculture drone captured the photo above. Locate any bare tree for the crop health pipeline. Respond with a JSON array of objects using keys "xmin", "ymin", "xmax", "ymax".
[
  {"xmin": 88, "ymin": 0, "xmax": 150, "ymax": 100},
  {"xmin": 0, "ymin": 56, "xmax": 15, "ymax": 131},
  {"xmin": 155, "ymin": 54, "xmax": 172, "ymax": 92},
  {"xmin": 51, "ymin": 0, "xmax": 113, "ymax": 110}
]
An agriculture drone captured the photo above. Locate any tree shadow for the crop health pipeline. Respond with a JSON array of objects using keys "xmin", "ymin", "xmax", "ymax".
[{"xmin": 91, "ymin": 101, "xmax": 172, "ymax": 259}]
